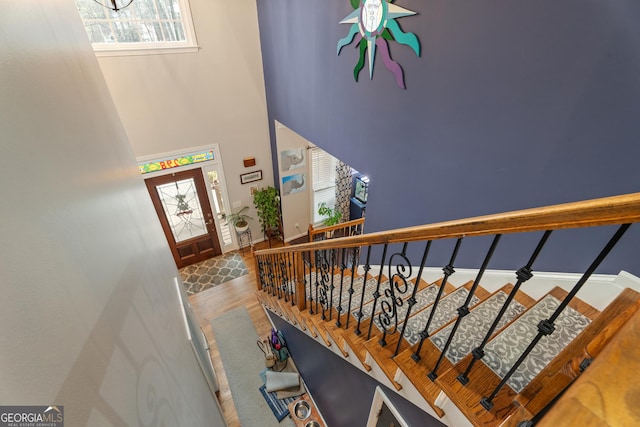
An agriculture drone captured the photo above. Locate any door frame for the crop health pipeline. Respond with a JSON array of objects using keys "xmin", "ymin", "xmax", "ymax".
[
  {"xmin": 137, "ymin": 144, "xmax": 236, "ymax": 254},
  {"xmin": 145, "ymin": 168, "xmax": 221, "ymax": 268}
]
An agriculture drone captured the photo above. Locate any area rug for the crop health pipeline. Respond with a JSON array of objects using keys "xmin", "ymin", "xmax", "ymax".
[
  {"xmin": 259, "ymin": 385, "xmax": 298, "ymax": 421},
  {"xmin": 179, "ymin": 252, "xmax": 248, "ymax": 296},
  {"xmin": 210, "ymin": 307, "xmax": 294, "ymax": 426}
]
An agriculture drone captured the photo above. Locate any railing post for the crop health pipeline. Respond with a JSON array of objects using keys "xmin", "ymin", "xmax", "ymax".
[
  {"xmin": 252, "ymin": 247, "xmax": 262, "ymax": 291},
  {"xmin": 295, "ymin": 252, "xmax": 306, "ymax": 309}
]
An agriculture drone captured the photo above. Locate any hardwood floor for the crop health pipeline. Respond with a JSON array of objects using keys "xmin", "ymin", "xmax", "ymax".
[{"xmin": 188, "ymin": 239, "xmax": 286, "ymax": 427}]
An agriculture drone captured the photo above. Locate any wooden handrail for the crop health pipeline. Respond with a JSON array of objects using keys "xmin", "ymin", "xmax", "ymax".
[
  {"xmin": 308, "ymin": 217, "xmax": 365, "ymax": 241},
  {"xmin": 255, "ymin": 192, "xmax": 640, "ymax": 256}
]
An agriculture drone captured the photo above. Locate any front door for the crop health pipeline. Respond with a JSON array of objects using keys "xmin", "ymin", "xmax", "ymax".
[{"xmin": 145, "ymin": 169, "xmax": 222, "ymax": 268}]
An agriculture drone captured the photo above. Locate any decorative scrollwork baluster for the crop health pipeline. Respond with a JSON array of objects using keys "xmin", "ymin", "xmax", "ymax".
[
  {"xmin": 315, "ymin": 248, "xmax": 332, "ymax": 320},
  {"xmin": 394, "ymin": 241, "xmax": 432, "ymax": 356},
  {"xmin": 366, "ymin": 244, "xmax": 389, "ymax": 340},
  {"xmin": 336, "ymin": 248, "xmax": 348, "ymax": 327},
  {"xmin": 345, "ymin": 246, "xmax": 360, "ymax": 330},
  {"xmin": 377, "ymin": 243, "xmax": 412, "ymax": 347}
]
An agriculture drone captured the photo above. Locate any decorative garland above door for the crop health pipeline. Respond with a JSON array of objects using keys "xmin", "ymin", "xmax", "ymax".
[{"xmin": 337, "ymin": 0, "xmax": 420, "ymax": 89}]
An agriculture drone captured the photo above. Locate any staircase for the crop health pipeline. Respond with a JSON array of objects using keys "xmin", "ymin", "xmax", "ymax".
[{"xmin": 253, "ymin": 193, "xmax": 640, "ymax": 427}]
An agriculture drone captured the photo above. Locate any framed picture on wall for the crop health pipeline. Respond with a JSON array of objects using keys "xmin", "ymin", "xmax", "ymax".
[
  {"xmin": 280, "ymin": 148, "xmax": 306, "ymax": 172},
  {"xmin": 240, "ymin": 170, "xmax": 262, "ymax": 184},
  {"xmin": 281, "ymin": 173, "xmax": 306, "ymax": 196}
]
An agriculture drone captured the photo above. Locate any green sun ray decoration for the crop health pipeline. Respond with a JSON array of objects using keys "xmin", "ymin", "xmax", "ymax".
[{"xmin": 337, "ymin": 0, "xmax": 421, "ymax": 89}]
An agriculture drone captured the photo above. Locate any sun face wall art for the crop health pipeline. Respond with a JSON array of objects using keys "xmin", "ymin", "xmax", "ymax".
[{"xmin": 337, "ymin": 0, "xmax": 420, "ymax": 89}]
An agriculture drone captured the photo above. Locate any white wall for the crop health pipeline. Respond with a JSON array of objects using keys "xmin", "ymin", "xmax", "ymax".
[
  {"xmin": 0, "ymin": 1, "xmax": 225, "ymax": 426},
  {"xmin": 275, "ymin": 122, "xmax": 312, "ymax": 241},
  {"xmin": 95, "ymin": 0, "xmax": 273, "ymax": 240}
]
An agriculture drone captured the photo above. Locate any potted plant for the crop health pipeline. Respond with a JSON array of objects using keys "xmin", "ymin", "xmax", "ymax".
[
  {"xmin": 317, "ymin": 202, "xmax": 342, "ymax": 226},
  {"xmin": 227, "ymin": 206, "xmax": 252, "ymax": 232},
  {"xmin": 252, "ymin": 186, "xmax": 281, "ymax": 237}
]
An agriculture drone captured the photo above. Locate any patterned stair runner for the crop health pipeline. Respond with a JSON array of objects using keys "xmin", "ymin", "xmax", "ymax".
[
  {"xmin": 305, "ymin": 273, "xmax": 377, "ymax": 314},
  {"xmin": 429, "ymin": 290, "xmax": 527, "ymax": 365},
  {"xmin": 403, "ymin": 286, "xmax": 481, "ymax": 346},
  {"xmin": 481, "ymin": 294, "xmax": 591, "ymax": 393},
  {"xmin": 371, "ymin": 283, "xmax": 443, "ymax": 333},
  {"xmin": 350, "ymin": 279, "xmax": 392, "ymax": 322}
]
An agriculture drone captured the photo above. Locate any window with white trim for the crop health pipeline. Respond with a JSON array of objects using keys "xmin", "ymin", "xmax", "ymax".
[
  {"xmin": 75, "ymin": 0, "xmax": 198, "ymax": 55},
  {"xmin": 310, "ymin": 147, "xmax": 338, "ymax": 225}
]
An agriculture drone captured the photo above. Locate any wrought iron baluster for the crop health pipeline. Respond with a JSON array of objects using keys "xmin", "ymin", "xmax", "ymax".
[
  {"xmin": 278, "ymin": 254, "xmax": 289, "ymax": 302},
  {"xmin": 412, "ymin": 237, "xmax": 464, "ymax": 362},
  {"xmin": 336, "ymin": 247, "xmax": 347, "ymax": 327},
  {"xmin": 395, "ymin": 241, "xmax": 432, "ymax": 356},
  {"xmin": 377, "ymin": 243, "xmax": 412, "ymax": 347},
  {"xmin": 290, "ymin": 252, "xmax": 297, "ymax": 306},
  {"xmin": 428, "ymin": 235, "xmax": 502, "ymax": 381},
  {"xmin": 281, "ymin": 253, "xmax": 288, "ymax": 300},
  {"xmin": 457, "ymin": 230, "xmax": 553, "ymax": 385},
  {"xmin": 355, "ymin": 246, "xmax": 373, "ymax": 336},
  {"xmin": 288, "ymin": 252, "xmax": 294, "ymax": 302},
  {"xmin": 328, "ymin": 249, "xmax": 336, "ymax": 321},
  {"xmin": 345, "ymin": 246, "xmax": 360, "ymax": 330},
  {"xmin": 314, "ymin": 251, "xmax": 320, "ymax": 315},
  {"xmin": 366, "ymin": 244, "xmax": 389, "ymax": 340},
  {"xmin": 315, "ymin": 248, "xmax": 332, "ymax": 320},
  {"xmin": 262, "ymin": 255, "xmax": 271, "ymax": 294},
  {"xmin": 273, "ymin": 254, "xmax": 281, "ymax": 299},
  {"xmin": 256, "ymin": 256, "xmax": 265, "ymax": 290},
  {"xmin": 305, "ymin": 251, "xmax": 316, "ymax": 314},
  {"xmin": 480, "ymin": 224, "xmax": 631, "ymax": 411}
]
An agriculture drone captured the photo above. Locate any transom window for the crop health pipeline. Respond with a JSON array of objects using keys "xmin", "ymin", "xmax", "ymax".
[{"xmin": 75, "ymin": 0, "xmax": 198, "ymax": 55}]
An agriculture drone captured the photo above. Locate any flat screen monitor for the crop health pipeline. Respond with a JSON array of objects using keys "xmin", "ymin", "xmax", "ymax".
[{"xmin": 354, "ymin": 176, "xmax": 368, "ymax": 204}]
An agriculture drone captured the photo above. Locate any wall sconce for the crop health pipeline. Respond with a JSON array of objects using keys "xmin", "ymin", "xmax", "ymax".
[{"xmin": 243, "ymin": 157, "xmax": 256, "ymax": 167}]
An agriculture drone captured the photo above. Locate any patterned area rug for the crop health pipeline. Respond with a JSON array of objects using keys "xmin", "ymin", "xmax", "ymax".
[{"xmin": 179, "ymin": 252, "xmax": 248, "ymax": 296}]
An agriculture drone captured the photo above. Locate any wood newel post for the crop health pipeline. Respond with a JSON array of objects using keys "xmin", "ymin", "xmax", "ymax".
[
  {"xmin": 252, "ymin": 246, "xmax": 262, "ymax": 291},
  {"xmin": 295, "ymin": 253, "xmax": 306, "ymax": 309}
]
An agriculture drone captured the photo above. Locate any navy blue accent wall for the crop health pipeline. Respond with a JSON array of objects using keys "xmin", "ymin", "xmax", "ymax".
[
  {"xmin": 269, "ymin": 311, "xmax": 445, "ymax": 427},
  {"xmin": 257, "ymin": 1, "xmax": 640, "ymax": 275}
]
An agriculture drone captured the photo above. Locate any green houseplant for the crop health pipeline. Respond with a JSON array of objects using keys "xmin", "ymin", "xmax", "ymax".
[
  {"xmin": 317, "ymin": 202, "xmax": 342, "ymax": 226},
  {"xmin": 252, "ymin": 186, "xmax": 281, "ymax": 236},
  {"xmin": 227, "ymin": 206, "xmax": 252, "ymax": 232}
]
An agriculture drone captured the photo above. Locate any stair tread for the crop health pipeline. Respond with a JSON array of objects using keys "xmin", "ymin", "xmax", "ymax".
[
  {"xmin": 371, "ymin": 278, "xmax": 444, "ymax": 334},
  {"xmin": 430, "ymin": 285, "xmax": 530, "ymax": 365},
  {"xmin": 515, "ymin": 287, "xmax": 640, "ymax": 412},
  {"xmin": 481, "ymin": 290, "xmax": 596, "ymax": 393},
  {"xmin": 306, "ymin": 273, "xmax": 379, "ymax": 319},
  {"xmin": 350, "ymin": 279, "xmax": 391, "ymax": 322},
  {"xmin": 403, "ymin": 281, "xmax": 481, "ymax": 346},
  {"xmin": 434, "ymin": 286, "xmax": 599, "ymax": 427},
  {"xmin": 393, "ymin": 283, "xmax": 535, "ymax": 411}
]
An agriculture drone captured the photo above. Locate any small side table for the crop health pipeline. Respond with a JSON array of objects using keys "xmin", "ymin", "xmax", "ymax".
[{"xmin": 236, "ymin": 228, "xmax": 253, "ymax": 254}]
